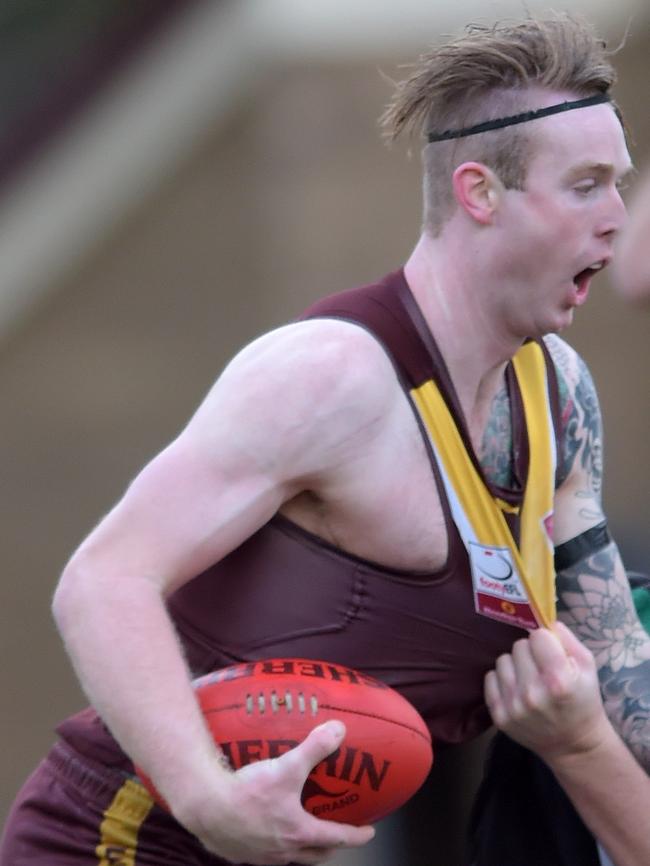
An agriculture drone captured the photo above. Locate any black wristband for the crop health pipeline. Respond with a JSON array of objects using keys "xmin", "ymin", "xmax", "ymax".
[{"xmin": 554, "ymin": 520, "xmax": 611, "ymax": 572}]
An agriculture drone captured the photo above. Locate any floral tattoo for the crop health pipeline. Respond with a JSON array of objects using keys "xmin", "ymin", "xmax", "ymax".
[{"xmin": 557, "ymin": 543, "xmax": 650, "ymax": 768}]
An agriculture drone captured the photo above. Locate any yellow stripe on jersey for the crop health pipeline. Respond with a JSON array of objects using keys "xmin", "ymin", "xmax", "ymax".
[
  {"xmin": 495, "ymin": 498, "xmax": 520, "ymax": 515},
  {"xmin": 512, "ymin": 341, "xmax": 556, "ymax": 626},
  {"xmin": 95, "ymin": 778, "xmax": 154, "ymax": 866},
  {"xmin": 410, "ymin": 341, "xmax": 556, "ymax": 627}
]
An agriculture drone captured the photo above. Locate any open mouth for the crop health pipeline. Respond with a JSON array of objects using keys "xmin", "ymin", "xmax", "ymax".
[{"xmin": 573, "ymin": 261, "xmax": 605, "ymax": 295}]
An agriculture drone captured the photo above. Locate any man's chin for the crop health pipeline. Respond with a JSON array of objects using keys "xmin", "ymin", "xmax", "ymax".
[{"xmin": 550, "ymin": 307, "xmax": 575, "ymax": 334}]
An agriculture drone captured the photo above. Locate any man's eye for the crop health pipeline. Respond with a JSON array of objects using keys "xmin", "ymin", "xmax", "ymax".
[{"xmin": 574, "ymin": 181, "xmax": 596, "ymax": 195}]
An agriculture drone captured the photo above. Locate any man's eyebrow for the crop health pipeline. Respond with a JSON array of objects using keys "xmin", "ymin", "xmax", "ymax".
[{"xmin": 566, "ymin": 162, "xmax": 635, "ymax": 180}]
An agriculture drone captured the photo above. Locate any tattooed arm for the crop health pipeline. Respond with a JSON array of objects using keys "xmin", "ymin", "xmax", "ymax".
[
  {"xmin": 485, "ymin": 623, "xmax": 650, "ymax": 866},
  {"xmin": 546, "ymin": 334, "xmax": 650, "ymax": 771}
]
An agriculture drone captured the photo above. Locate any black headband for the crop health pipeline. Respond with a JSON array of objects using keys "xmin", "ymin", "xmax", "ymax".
[{"xmin": 426, "ymin": 94, "xmax": 610, "ymax": 143}]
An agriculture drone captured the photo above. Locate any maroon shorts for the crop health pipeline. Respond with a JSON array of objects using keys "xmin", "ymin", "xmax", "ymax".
[{"xmin": 0, "ymin": 741, "xmax": 226, "ymax": 866}]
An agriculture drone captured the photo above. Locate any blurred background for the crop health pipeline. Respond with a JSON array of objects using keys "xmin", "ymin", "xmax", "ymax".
[{"xmin": 1, "ymin": 1, "xmax": 648, "ymax": 863}]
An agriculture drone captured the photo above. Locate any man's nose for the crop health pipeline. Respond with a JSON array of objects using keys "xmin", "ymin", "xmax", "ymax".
[{"xmin": 596, "ymin": 187, "xmax": 628, "ymax": 239}]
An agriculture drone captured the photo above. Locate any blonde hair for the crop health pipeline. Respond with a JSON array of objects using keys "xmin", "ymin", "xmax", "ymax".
[{"xmin": 381, "ymin": 14, "xmax": 620, "ymax": 235}]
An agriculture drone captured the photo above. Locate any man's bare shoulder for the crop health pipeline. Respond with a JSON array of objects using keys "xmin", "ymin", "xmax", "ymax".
[
  {"xmin": 543, "ymin": 334, "xmax": 603, "ymax": 521},
  {"xmin": 187, "ymin": 318, "xmax": 401, "ymax": 480},
  {"xmin": 542, "ymin": 333, "xmax": 583, "ymax": 391},
  {"xmin": 542, "ymin": 333, "xmax": 600, "ymax": 419},
  {"xmin": 221, "ymin": 317, "xmax": 395, "ymax": 400}
]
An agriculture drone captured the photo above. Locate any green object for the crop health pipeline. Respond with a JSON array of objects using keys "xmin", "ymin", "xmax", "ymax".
[{"xmin": 632, "ymin": 586, "xmax": 650, "ymax": 635}]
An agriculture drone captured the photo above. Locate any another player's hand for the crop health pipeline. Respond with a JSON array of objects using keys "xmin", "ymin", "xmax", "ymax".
[
  {"xmin": 484, "ymin": 621, "xmax": 609, "ymax": 760},
  {"xmin": 172, "ymin": 720, "xmax": 375, "ymax": 865}
]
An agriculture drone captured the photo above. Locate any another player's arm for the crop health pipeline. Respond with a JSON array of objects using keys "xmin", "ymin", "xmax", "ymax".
[
  {"xmin": 548, "ymin": 335, "xmax": 650, "ymax": 771},
  {"xmin": 485, "ymin": 623, "xmax": 650, "ymax": 866},
  {"xmin": 52, "ymin": 319, "xmax": 388, "ymax": 862}
]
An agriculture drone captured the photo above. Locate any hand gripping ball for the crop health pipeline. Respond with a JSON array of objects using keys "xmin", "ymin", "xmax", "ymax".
[{"xmin": 137, "ymin": 658, "xmax": 433, "ymax": 825}]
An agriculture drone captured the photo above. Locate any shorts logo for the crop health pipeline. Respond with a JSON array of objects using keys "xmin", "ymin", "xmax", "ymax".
[{"xmin": 97, "ymin": 845, "xmax": 129, "ymax": 866}]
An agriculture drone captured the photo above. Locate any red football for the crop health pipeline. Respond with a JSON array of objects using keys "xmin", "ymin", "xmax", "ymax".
[{"xmin": 137, "ymin": 658, "xmax": 433, "ymax": 825}]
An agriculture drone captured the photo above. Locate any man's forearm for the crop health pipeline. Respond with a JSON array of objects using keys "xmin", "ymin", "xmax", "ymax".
[
  {"xmin": 597, "ymin": 657, "xmax": 650, "ymax": 770},
  {"xmin": 52, "ymin": 556, "xmax": 229, "ymax": 810},
  {"xmin": 556, "ymin": 541, "xmax": 650, "ymax": 770},
  {"xmin": 548, "ymin": 720, "xmax": 650, "ymax": 866}
]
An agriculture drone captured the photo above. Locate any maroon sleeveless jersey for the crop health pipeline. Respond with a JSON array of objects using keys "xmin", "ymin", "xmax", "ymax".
[{"xmin": 56, "ymin": 269, "xmax": 562, "ymax": 768}]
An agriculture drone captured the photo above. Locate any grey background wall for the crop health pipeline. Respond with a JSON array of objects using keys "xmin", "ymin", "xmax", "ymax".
[{"xmin": 2, "ymin": 3, "xmax": 649, "ymax": 863}]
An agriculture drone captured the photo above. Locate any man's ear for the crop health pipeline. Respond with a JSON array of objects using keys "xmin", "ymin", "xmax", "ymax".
[{"xmin": 452, "ymin": 162, "xmax": 501, "ymax": 225}]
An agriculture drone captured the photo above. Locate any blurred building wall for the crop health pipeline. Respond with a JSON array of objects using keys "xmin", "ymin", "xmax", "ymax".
[{"xmin": 1, "ymin": 11, "xmax": 649, "ymax": 864}]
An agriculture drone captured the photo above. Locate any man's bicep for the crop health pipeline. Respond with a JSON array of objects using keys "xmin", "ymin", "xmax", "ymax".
[
  {"xmin": 69, "ymin": 320, "xmax": 393, "ymax": 597},
  {"xmin": 73, "ymin": 432, "xmax": 287, "ymax": 597},
  {"xmin": 68, "ymin": 335, "xmax": 308, "ymax": 594}
]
